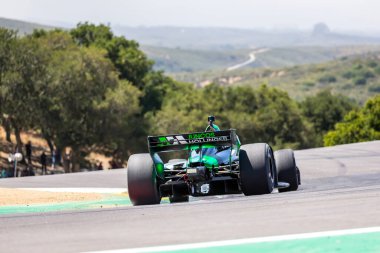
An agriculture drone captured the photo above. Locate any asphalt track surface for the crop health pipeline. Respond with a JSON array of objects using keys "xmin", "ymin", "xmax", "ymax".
[{"xmin": 0, "ymin": 141, "xmax": 379, "ymax": 253}]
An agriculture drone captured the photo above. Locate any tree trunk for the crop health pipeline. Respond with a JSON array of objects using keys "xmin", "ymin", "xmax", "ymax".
[
  {"xmin": 62, "ymin": 147, "xmax": 71, "ymax": 173},
  {"xmin": 2, "ymin": 117, "xmax": 12, "ymax": 142},
  {"xmin": 45, "ymin": 137, "xmax": 54, "ymax": 154},
  {"xmin": 11, "ymin": 119, "xmax": 26, "ymax": 166},
  {"xmin": 42, "ymin": 130, "xmax": 54, "ymax": 154},
  {"xmin": 70, "ymin": 148, "xmax": 80, "ymax": 173},
  {"xmin": 11, "ymin": 119, "xmax": 23, "ymax": 152}
]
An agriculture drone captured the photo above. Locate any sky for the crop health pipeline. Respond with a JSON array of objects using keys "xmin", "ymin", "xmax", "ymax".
[{"xmin": 0, "ymin": 0, "xmax": 379, "ymax": 32}]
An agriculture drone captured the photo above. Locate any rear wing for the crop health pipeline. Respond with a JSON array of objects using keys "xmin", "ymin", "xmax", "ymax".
[{"xmin": 148, "ymin": 129, "xmax": 238, "ymax": 153}]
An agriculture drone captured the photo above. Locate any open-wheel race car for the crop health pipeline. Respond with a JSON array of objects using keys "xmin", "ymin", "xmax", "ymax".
[{"xmin": 127, "ymin": 129, "xmax": 301, "ymax": 205}]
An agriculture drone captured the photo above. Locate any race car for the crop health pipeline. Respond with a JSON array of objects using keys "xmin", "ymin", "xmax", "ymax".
[{"xmin": 127, "ymin": 129, "xmax": 301, "ymax": 205}]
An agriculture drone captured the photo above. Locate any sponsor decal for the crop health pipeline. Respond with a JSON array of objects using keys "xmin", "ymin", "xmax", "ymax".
[
  {"xmin": 188, "ymin": 136, "xmax": 228, "ymax": 143},
  {"xmin": 186, "ymin": 168, "xmax": 197, "ymax": 174},
  {"xmin": 157, "ymin": 137, "xmax": 169, "ymax": 147},
  {"xmin": 188, "ymin": 132, "xmax": 215, "ymax": 139},
  {"xmin": 156, "ymin": 133, "xmax": 229, "ymax": 146},
  {"xmin": 157, "ymin": 135, "xmax": 188, "ymax": 146}
]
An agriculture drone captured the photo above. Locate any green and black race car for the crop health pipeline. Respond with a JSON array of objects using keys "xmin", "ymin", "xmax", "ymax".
[{"xmin": 127, "ymin": 129, "xmax": 301, "ymax": 205}]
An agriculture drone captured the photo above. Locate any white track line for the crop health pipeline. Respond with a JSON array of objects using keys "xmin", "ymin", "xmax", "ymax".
[
  {"xmin": 84, "ymin": 226, "xmax": 380, "ymax": 253},
  {"xmin": 18, "ymin": 188, "xmax": 127, "ymax": 194}
]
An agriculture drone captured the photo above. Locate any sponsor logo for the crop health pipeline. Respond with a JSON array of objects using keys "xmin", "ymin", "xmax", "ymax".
[
  {"xmin": 158, "ymin": 135, "xmax": 188, "ymax": 146},
  {"xmin": 186, "ymin": 168, "xmax": 197, "ymax": 174},
  {"xmin": 157, "ymin": 133, "xmax": 228, "ymax": 146},
  {"xmin": 188, "ymin": 132, "xmax": 215, "ymax": 139},
  {"xmin": 188, "ymin": 136, "xmax": 228, "ymax": 144}
]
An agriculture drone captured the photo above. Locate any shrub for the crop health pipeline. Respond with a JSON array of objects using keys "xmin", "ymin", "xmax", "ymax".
[
  {"xmin": 318, "ymin": 75, "xmax": 337, "ymax": 83},
  {"xmin": 354, "ymin": 77, "xmax": 367, "ymax": 86}
]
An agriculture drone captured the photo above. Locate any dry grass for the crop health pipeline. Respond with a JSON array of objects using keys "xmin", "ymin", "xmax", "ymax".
[
  {"xmin": 0, "ymin": 127, "xmax": 115, "ymax": 170},
  {"xmin": 0, "ymin": 127, "xmax": 48, "ymax": 150},
  {"xmin": 0, "ymin": 188, "xmax": 103, "ymax": 206}
]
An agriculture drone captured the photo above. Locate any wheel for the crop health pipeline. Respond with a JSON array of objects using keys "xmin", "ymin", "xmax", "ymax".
[
  {"xmin": 169, "ymin": 195, "xmax": 189, "ymax": 203},
  {"xmin": 239, "ymin": 143, "xmax": 275, "ymax": 195},
  {"xmin": 127, "ymin": 153, "xmax": 161, "ymax": 205},
  {"xmin": 275, "ymin": 149, "xmax": 299, "ymax": 192}
]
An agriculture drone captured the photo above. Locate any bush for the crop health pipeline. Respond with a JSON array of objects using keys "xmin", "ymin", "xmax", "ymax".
[
  {"xmin": 303, "ymin": 81, "xmax": 315, "ymax": 87},
  {"xmin": 354, "ymin": 63, "xmax": 363, "ymax": 70},
  {"xmin": 324, "ymin": 95, "xmax": 380, "ymax": 146},
  {"xmin": 354, "ymin": 77, "xmax": 367, "ymax": 86},
  {"xmin": 367, "ymin": 61, "xmax": 378, "ymax": 68},
  {"xmin": 149, "ymin": 84, "xmax": 316, "ymax": 149},
  {"xmin": 342, "ymin": 71, "xmax": 354, "ymax": 79},
  {"xmin": 374, "ymin": 66, "xmax": 380, "ymax": 75},
  {"xmin": 368, "ymin": 84, "xmax": 380, "ymax": 93},
  {"xmin": 301, "ymin": 90, "xmax": 356, "ymax": 133},
  {"xmin": 318, "ymin": 75, "xmax": 337, "ymax": 83},
  {"xmin": 362, "ymin": 70, "xmax": 375, "ymax": 79}
]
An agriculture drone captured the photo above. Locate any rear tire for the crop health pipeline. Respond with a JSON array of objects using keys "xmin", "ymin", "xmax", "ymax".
[
  {"xmin": 239, "ymin": 143, "xmax": 274, "ymax": 195},
  {"xmin": 127, "ymin": 153, "xmax": 161, "ymax": 205},
  {"xmin": 275, "ymin": 149, "xmax": 299, "ymax": 192}
]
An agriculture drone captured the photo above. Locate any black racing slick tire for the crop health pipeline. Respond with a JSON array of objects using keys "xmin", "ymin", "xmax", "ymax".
[
  {"xmin": 239, "ymin": 143, "xmax": 275, "ymax": 195},
  {"xmin": 275, "ymin": 149, "xmax": 299, "ymax": 192},
  {"xmin": 127, "ymin": 153, "xmax": 161, "ymax": 206}
]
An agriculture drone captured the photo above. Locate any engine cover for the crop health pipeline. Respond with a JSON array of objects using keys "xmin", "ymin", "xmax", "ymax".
[{"xmin": 186, "ymin": 166, "xmax": 207, "ymax": 182}]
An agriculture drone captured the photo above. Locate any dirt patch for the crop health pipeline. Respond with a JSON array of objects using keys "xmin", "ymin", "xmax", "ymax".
[
  {"xmin": 0, "ymin": 188, "xmax": 103, "ymax": 206},
  {"xmin": 0, "ymin": 126, "xmax": 116, "ymax": 171}
]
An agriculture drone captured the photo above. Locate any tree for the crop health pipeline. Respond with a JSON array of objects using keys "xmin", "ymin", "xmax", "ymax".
[
  {"xmin": 141, "ymin": 71, "xmax": 177, "ymax": 113},
  {"xmin": 70, "ymin": 22, "xmax": 113, "ymax": 47},
  {"xmin": 148, "ymin": 83, "xmax": 315, "ymax": 149},
  {"xmin": 301, "ymin": 90, "xmax": 356, "ymax": 146},
  {"xmin": 22, "ymin": 31, "xmax": 144, "ymax": 168},
  {"xmin": 71, "ymin": 23, "xmax": 173, "ymax": 113},
  {"xmin": 0, "ymin": 28, "xmax": 18, "ymax": 142},
  {"xmin": 0, "ymin": 27, "xmax": 147, "ymax": 169},
  {"xmin": 0, "ymin": 30, "xmax": 49, "ymax": 149},
  {"xmin": 94, "ymin": 80, "xmax": 143, "ymax": 161},
  {"xmin": 70, "ymin": 23, "xmax": 153, "ymax": 88},
  {"xmin": 10, "ymin": 30, "xmax": 147, "ymax": 168},
  {"xmin": 324, "ymin": 95, "xmax": 380, "ymax": 146},
  {"xmin": 241, "ymin": 85, "xmax": 314, "ymax": 149}
]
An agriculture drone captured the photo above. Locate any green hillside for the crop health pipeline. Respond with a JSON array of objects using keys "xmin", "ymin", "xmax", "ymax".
[
  {"xmin": 141, "ymin": 45, "xmax": 250, "ymax": 73},
  {"xmin": 177, "ymin": 53, "xmax": 380, "ymax": 103},
  {"xmin": 1, "ymin": 16, "xmax": 379, "ymax": 104},
  {"xmin": 253, "ymin": 45, "xmax": 380, "ymax": 68},
  {"xmin": 0, "ymin": 17, "xmax": 55, "ymax": 35},
  {"xmin": 151, "ymin": 45, "xmax": 380, "ymax": 75}
]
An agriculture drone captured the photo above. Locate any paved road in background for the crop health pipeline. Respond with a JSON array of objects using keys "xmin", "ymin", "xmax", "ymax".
[
  {"xmin": 0, "ymin": 141, "xmax": 379, "ymax": 253},
  {"xmin": 226, "ymin": 48, "xmax": 269, "ymax": 71}
]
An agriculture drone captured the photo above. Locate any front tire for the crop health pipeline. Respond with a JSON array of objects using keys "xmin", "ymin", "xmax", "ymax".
[
  {"xmin": 275, "ymin": 149, "xmax": 299, "ymax": 192},
  {"xmin": 127, "ymin": 153, "xmax": 161, "ymax": 205},
  {"xmin": 239, "ymin": 143, "xmax": 274, "ymax": 195}
]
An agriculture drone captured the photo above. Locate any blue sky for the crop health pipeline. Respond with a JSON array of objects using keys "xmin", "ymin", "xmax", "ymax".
[{"xmin": 1, "ymin": 0, "xmax": 379, "ymax": 32}]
